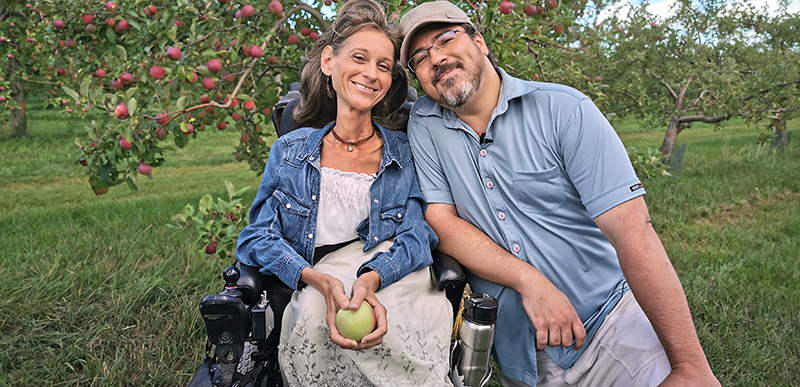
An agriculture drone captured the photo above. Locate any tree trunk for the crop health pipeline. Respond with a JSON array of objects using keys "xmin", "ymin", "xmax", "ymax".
[
  {"xmin": 659, "ymin": 118, "xmax": 681, "ymax": 161},
  {"xmin": 7, "ymin": 56, "xmax": 28, "ymax": 137}
]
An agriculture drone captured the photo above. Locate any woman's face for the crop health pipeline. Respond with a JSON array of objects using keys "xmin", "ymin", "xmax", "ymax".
[{"xmin": 322, "ymin": 29, "xmax": 395, "ymax": 115}]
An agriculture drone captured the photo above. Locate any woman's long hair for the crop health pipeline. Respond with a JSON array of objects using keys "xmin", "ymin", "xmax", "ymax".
[{"xmin": 294, "ymin": 0, "xmax": 406, "ymax": 130}]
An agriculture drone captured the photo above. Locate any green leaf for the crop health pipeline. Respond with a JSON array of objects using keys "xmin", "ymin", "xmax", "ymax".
[
  {"xmin": 62, "ymin": 86, "xmax": 81, "ymax": 102},
  {"xmin": 236, "ymin": 94, "xmax": 253, "ymax": 101},
  {"xmin": 80, "ymin": 77, "xmax": 91, "ymax": 98},
  {"xmin": 202, "ymin": 49, "xmax": 218, "ymax": 57},
  {"xmin": 225, "ymin": 181, "xmax": 236, "ymax": 199},
  {"xmin": 125, "ymin": 87, "xmax": 138, "ymax": 101},
  {"xmin": 127, "ymin": 98, "xmax": 138, "ymax": 116},
  {"xmin": 167, "ymin": 29, "xmax": 177, "ymax": 42},
  {"xmin": 199, "ymin": 194, "xmax": 213, "ymax": 214},
  {"xmin": 116, "ymin": 45, "xmax": 127, "ymax": 62},
  {"xmin": 106, "ymin": 29, "xmax": 117, "ymax": 43},
  {"xmin": 234, "ymin": 186, "xmax": 251, "ymax": 197},
  {"xmin": 177, "ymin": 96, "xmax": 187, "ymax": 110},
  {"xmin": 126, "ymin": 176, "xmax": 139, "ymax": 192}
]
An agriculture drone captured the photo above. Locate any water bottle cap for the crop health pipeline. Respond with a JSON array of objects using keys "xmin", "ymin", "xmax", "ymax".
[{"xmin": 463, "ymin": 293, "xmax": 498, "ymax": 324}]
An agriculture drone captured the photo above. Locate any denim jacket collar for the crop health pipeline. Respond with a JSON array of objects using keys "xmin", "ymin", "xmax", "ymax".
[{"xmin": 294, "ymin": 122, "xmax": 406, "ymax": 172}]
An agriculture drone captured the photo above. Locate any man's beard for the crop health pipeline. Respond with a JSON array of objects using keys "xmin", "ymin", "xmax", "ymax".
[{"xmin": 432, "ymin": 60, "xmax": 483, "ymax": 109}]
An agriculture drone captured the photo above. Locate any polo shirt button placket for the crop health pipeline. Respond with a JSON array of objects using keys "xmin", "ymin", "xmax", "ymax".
[
  {"xmin": 486, "ymin": 181, "xmax": 494, "ymax": 189},
  {"xmin": 513, "ymin": 244, "xmax": 521, "ymax": 253},
  {"xmin": 480, "ymin": 149, "xmax": 488, "ymax": 157},
  {"xmin": 498, "ymin": 212, "xmax": 506, "ymax": 220}
]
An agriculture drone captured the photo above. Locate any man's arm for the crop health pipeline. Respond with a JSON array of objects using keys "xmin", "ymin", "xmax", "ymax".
[
  {"xmin": 426, "ymin": 203, "xmax": 586, "ymax": 350},
  {"xmin": 593, "ymin": 196, "xmax": 720, "ymax": 386}
]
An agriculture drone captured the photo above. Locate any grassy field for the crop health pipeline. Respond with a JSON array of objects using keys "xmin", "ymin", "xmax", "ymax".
[{"xmin": 1, "ymin": 101, "xmax": 798, "ymax": 386}]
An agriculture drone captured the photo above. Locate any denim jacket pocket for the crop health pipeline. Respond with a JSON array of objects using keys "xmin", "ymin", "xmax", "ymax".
[
  {"xmin": 379, "ymin": 205, "xmax": 406, "ymax": 238},
  {"xmin": 513, "ymin": 166, "xmax": 566, "ymax": 215},
  {"xmin": 273, "ymin": 189, "xmax": 311, "ymax": 242}
]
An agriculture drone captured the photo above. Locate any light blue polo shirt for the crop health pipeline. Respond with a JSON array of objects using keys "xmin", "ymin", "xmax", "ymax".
[{"xmin": 408, "ymin": 69, "xmax": 644, "ymax": 386}]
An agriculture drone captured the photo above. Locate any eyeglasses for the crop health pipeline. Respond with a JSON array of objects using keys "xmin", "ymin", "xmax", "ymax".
[{"xmin": 407, "ymin": 30, "xmax": 464, "ymax": 74}]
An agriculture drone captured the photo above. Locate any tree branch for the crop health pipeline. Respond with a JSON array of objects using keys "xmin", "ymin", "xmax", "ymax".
[{"xmin": 677, "ymin": 114, "xmax": 728, "ymax": 124}]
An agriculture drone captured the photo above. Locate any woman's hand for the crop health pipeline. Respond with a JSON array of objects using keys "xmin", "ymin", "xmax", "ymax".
[
  {"xmin": 299, "ymin": 268, "xmax": 356, "ymax": 349},
  {"xmin": 346, "ymin": 271, "xmax": 388, "ymax": 350}
]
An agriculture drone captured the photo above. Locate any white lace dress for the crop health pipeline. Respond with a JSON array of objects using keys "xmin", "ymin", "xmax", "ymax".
[{"xmin": 278, "ymin": 167, "xmax": 454, "ymax": 387}]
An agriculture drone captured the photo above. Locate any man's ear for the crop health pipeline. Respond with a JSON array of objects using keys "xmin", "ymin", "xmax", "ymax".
[
  {"xmin": 320, "ymin": 45, "xmax": 333, "ymax": 76},
  {"xmin": 472, "ymin": 32, "xmax": 491, "ymax": 57}
]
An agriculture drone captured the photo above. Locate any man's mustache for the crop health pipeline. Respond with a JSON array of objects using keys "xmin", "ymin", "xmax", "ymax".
[{"xmin": 432, "ymin": 62, "xmax": 462, "ymax": 85}]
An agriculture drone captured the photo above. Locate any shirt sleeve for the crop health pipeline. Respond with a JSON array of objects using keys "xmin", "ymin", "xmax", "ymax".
[
  {"xmin": 559, "ymin": 97, "xmax": 645, "ymax": 218},
  {"xmin": 358, "ymin": 175, "xmax": 438, "ymax": 290},
  {"xmin": 235, "ymin": 138, "xmax": 311, "ymax": 290},
  {"xmin": 407, "ymin": 113, "xmax": 455, "ymax": 205}
]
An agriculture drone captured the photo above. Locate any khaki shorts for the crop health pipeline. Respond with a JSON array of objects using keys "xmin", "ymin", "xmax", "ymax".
[{"xmin": 498, "ymin": 291, "xmax": 671, "ymax": 387}]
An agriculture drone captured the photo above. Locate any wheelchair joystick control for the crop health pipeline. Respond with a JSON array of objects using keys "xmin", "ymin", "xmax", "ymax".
[{"xmin": 221, "ymin": 267, "xmax": 243, "ymax": 299}]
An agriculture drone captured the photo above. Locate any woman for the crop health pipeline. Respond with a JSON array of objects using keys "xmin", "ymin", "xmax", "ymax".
[{"xmin": 235, "ymin": 1, "xmax": 453, "ymax": 386}]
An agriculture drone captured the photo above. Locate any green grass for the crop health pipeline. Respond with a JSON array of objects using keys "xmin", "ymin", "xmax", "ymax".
[{"xmin": 1, "ymin": 103, "xmax": 799, "ymax": 386}]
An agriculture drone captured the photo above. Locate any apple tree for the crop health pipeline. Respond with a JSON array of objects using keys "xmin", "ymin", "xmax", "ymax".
[{"xmin": 594, "ymin": 0, "xmax": 800, "ymax": 159}]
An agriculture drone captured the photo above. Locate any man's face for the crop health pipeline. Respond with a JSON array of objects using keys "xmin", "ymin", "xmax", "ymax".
[{"xmin": 408, "ymin": 25, "xmax": 488, "ymax": 109}]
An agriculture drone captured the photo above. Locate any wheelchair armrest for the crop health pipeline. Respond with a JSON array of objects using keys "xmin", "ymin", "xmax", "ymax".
[
  {"xmin": 430, "ymin": 250, "xmax": 466, "ymax": 292},
  {"xmin": 233, "ymin": 261, "xmax": 267, "ymax": 306}
]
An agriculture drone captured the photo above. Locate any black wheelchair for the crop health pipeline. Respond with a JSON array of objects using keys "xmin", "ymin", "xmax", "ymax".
[{"xmin": 187, "ymin": 77, "xmax": 470, "ymax": 387}]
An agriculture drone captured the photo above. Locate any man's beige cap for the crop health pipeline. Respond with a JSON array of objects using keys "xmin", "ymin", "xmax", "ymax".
[{"xmin": 399, "ymin": 1, "xmax": 474, "ymax": 65}]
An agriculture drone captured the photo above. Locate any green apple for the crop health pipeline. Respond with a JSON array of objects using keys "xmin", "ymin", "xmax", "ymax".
[{"xmin": 336, "ymin": 301, "xmax": 375, "ymax": 342}]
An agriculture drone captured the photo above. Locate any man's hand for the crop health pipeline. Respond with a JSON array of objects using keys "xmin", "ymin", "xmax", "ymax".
[
  {"xmin": 658, "ymin": 364, "xmax": 721, "ymax": 387},
  {"xmin": 426, "ymin": 203, "xmax": 585, "ymax": 350},
  {"xmin": 519, "ymin": 275, "xmax": 586, "ymax": 350}
]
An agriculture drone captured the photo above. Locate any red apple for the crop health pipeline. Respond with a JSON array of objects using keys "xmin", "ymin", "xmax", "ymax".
[
  {"xmin": 94, "ymin": 68, "xmax": 107, "ymax": 78},
  {"xmin": 67, "ymin": 40, "xmax": 78, "ymax": 48},
  {"xmin": 288, "ymin": 35, "xmax": 299, "ymax": 45},
  {"xmin": 268, "ymin": 56, "xmax": 278, "ymax": 64},
  {"xmin": 269, "ymin": 0, "xmax": 282, "ymax": 14},
  {"xmin": 200, "ymin": 95, "xmax": 211, "ymax": 103},
  {"xmin": 120, "ymin": 72, "xmax": 134, "ymax": 85},
  {"xmin": 114, "ymin": 103, "xmax": 129, "ymax": 119},
  {"xmin": 301, "ymin": 27, "xmax": 311, "ymax": 36},
  {"xmin": 86, "ymin": 24, "xmax": 96, "ymax": 33},
  {"xmin": 241, "ymin": 4, "xmax": 256, "ymax": 18},
  {"xmin": 105, "ymin": 18, "xmax": 115, "ymax": 27},
  {"xmin": 167, "ymin": 47, "xmax": 182, "ymax": 60},
  {"xmin": 232, "ymin": 113, "xmax": 242, "ymax": 121},
  {"xmin": 549, "ymin": 0, "xmax": 558, "ymax": 8},
  {"xmin": 175, "ymin": 20, "xmax": 184, "ymax": 27},
  {"xmin": 205, "ymin": 242, "xmax": 217, "ymax": 254},
  {"xmin": 148, "ymin": 5, "xmax": 157, "ymax": 15},
  {"xmin": 217, "ymin": 121, "xmax": 227, "ymax": 130},
  {"xmin": 106, "ymin": 1, "xmax": 117, "ymax": 12},
  {"xmin": 248, "ymin": 45, "xmax": 263, "ymax": 58},
  {"xmin": 138, "ymin": 163, "xmax": 152, "ymax": 175},
  {"xmin": 184, "ymin": 71, "xmax": 198, "ymax": 83},
  {"xmin": 499, "ymin": 1, "xmax": 514, "ymax": 14},
  {"xmin": 95, "ymin": 187, "xmax": 109, "ymax": 195},
  {"xmin": 202, "ymin": 77, "xmax": 215, "ymax": 90},
  {"xmin": 243, "ymin": 100, "xmax": 255, "ymax": 110},
  {"xmin": 207, "ymin": 59, "xmax": 222, "ymax": 72},
  {"xmin": 156, "ymin": 113, "xmax": 169, "ymax": 125},
  {"xmin": 150, "ymin": 66, "xmax": 166, "ymax": 79},
  {"xmin": 112, "ymin": 79, "xmax": 123, "ymax": 89},
  {"xmin": 54, "ymin": 19, "xmax": 65, "ymax": 29},
  {"xmin": 82, "ymin": 14, "xmax": 94, "ymax": 24},
  {"xmin": 155, "ymin": 127, "xmax": 168, "ymax": 140},
  {"xmin": 309, "ymin": 31, "xmax": 319, "ymax": 41},
  {"xmin": 56, "ymin": 68, "xmax": 66, "ymax": 76},
  {"xmin": 117, "ymin": 19, "xmax": 129, "ymax": 31},
  {"xmin": 119, "ymin": 137, "xmax": 133, "ymax": 149}
]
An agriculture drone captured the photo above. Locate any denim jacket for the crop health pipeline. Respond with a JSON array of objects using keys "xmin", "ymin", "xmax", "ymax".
[{"xmin": 236, "ymin": 122, "xmax": 439, "ymax": 291}]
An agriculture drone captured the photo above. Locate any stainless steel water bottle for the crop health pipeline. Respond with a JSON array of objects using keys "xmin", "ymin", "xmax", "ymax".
[{"xmin": 452, "ymin": 293, "xmax": 498, "ymax": 387}]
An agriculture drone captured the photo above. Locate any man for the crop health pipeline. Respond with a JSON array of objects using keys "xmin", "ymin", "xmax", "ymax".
[{"xmin": 399, "ymin": 2, "xmax": 720, "ymax": 386}]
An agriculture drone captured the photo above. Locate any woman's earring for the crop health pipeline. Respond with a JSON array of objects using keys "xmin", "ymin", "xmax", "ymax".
[{"xmin": 326, "ymin": 76, "xmax": 334, "ymax": 99}]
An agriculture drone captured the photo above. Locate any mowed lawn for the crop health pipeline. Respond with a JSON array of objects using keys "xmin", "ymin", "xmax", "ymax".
[{"xmin": 1, "ymin": 100, "xmax": 798, "ymax": 386}]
